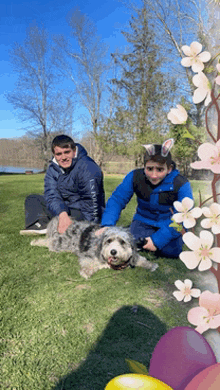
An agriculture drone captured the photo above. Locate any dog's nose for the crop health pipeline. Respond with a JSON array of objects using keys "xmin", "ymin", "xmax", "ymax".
[{"xmin": 110, "ymin": 249, "xmax": 117, "ymax": 256}]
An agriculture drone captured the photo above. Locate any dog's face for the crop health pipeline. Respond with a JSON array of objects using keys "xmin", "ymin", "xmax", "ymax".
[{"xmin": 99, "ymin": 228, "xmax": 135, "ymax": 269}]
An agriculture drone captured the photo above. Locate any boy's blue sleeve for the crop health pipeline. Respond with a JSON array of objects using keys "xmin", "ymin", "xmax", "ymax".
[
  {"xmin": 101, "ymin": 171, "xmax": 135, "ymax": 226},
  {"xmin": 151, "ymin": 180, "xmax": 193, "ymax": 250}
]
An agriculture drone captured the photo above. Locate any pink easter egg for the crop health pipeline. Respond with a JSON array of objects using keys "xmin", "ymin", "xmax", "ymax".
[{"xmin": 184, "ymin": 363, "xmax": 220, "ymax": 390}]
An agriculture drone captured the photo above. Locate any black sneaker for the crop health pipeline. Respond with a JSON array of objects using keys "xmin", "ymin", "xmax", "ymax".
[{"xmin": 20, "ymin": 222, "xmax": 47, "ymax": 235}]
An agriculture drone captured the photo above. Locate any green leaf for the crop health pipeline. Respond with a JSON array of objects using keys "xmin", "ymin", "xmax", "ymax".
[
  {"xmin": 169, "ymin": 221, "xmax": 183, "ymax": 232},
  {"xmin": 125, "ymin": 359, "xmax": 148, "ymax": 374},
  {"xmin": 182, "ymin": 129, "xmax": 195, "ymax": 140}
]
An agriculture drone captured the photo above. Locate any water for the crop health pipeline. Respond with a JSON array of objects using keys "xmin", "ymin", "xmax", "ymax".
[{"xmin": 0, "ymin": 165, "xmax": 43, "ymax": 174}]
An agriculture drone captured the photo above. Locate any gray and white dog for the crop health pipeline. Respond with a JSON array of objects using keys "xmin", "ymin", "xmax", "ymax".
[{"xmin": 31, "ymin": 217, "xmax": 158, "ymax": 279}]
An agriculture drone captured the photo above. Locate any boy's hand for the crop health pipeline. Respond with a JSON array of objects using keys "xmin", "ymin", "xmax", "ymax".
[
  {"xmin": 58, "ymin": 212, "xmax": 72, "ymax": 234},
  {"xmin": 143, "ymin": 237, "xmax": 157, "ymax": 252}
]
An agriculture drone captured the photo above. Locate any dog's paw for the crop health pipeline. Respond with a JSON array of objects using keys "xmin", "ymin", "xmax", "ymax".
[{"xmin": 151, "ymin": 263, "xmax": 159, "ymax": 272}]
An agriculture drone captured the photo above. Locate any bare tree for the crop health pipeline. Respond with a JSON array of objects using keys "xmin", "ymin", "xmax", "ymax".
[
  {"xmin": 53, "ymin": 8, "xmax": 110, "ymax": 166},
  {"xmin": 126, "ymin": 0, "xmax": 211, "ymax": 127},
  {"xmin": 6, "ymin": 25, "xmax": 74, "ymax": 169}
]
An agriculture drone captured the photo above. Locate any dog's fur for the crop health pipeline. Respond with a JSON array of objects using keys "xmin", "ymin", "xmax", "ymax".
[{"xmin": 31, "ymin": 217, "xmax": 158, "ymax": 279}]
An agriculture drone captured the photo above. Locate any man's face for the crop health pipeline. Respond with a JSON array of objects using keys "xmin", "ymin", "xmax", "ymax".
[
  {"xmin": 144, "ymin": 160, "xmax": 172, "ymax": 185},
  {"xmin": 53, "ymin": 146, "xmax": 76, "ymax": 169}
]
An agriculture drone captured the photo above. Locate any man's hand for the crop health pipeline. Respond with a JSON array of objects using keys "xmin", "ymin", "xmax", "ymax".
[
  {"xmin": 58, "ymin": 212, "xmax": 73, "ymax": 234},
  {"xmin": 143, "ymin": 237, "xmax": 157, "ymax": 252}
]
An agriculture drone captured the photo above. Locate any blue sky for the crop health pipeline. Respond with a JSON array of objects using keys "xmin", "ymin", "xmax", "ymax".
[{"xmin": 0, "ymin": 0, "xmax": 131, "ymax": 139}]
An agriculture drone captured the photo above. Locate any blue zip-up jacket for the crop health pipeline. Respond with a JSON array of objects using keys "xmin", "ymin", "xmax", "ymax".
[
  {"xmin": 44, "ymin": 143, "xmax": 105, "ymax": 223},
  {"xmin": 101, "ymin": 167, "xmax": 193, "ymax": 250}
]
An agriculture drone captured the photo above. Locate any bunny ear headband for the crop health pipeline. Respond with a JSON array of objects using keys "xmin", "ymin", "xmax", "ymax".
[{"xmin": 142, "ymin": 138, "xmax": 174, "ymax": 157}]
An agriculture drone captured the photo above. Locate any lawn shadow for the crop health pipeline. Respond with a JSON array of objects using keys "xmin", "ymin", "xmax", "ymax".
[{"xmin": 52, "ymin": 305, "xmax": 167, "ymax": 390}]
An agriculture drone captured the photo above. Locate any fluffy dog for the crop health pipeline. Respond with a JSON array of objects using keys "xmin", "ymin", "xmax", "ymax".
[{"xmin": 31, "ymin": 217, "xmax": 158, "ymax": 279}]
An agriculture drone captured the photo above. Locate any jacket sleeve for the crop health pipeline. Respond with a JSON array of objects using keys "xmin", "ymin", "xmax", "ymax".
[
  {"xmin": 151, "ymin": 180, "xmax": 193, "ymax": 250},
  {"xmin": 44, "ymin": 167, "xmax": 69, "ymax": 216},
  {"xmin": 101, "ymin": 171, "xmax": 135, "ymax": 226},
  {"xmin": 77, "ymin": 160, "xmax": 105, "ymax": 223}
]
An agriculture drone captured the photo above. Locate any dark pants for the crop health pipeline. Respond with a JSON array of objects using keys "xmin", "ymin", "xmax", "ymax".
[
  {"xmin": 130, "ymin": 219, "xmax": 183, "ymax": 258},
  {"xmin": 24, "ymin": 194, "xmax": 84, "ymax": 229}
]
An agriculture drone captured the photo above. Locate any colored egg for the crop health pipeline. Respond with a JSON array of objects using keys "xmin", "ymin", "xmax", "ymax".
[
  {"xmin": 105, "ymin": 374, "xmax": 173, "ymax": 389},
  {"xmin": 149, "ymin": 326, "xmax": 217, "ymax": 390},
  {"xmin": 184, "ymin": 363, "xmax": 220, "ymax": 390}
]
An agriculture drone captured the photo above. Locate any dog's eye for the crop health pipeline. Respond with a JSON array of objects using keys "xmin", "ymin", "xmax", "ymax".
[
  {"xmin": 106, "ymin": 238, "xmax": 112, "ymax": 244},
  {"xmin": 119, "ymin": 239, "xmax": 126, "ymax": 245}
]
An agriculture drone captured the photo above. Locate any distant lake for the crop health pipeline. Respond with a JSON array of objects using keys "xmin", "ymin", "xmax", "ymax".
[{"xmin": 0, "ymin": 165, "xmax": 43, "ymax": 174}]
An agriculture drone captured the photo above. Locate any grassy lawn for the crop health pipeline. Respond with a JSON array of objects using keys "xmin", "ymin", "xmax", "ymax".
[{"xmin": 0, "ymin": 174, "xmax": 210, "ymax": 390}]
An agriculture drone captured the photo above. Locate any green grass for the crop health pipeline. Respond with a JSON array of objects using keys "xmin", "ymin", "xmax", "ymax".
[{"xmin": 0, "ymin": 174, "xmax": 210, "ymax": 390}]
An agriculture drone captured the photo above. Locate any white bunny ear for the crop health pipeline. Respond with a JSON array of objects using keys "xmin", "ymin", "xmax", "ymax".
[
  {"xmin": 161, "ymin": 138, "xmax": 174, "ymax": 157},
  {"xmin": 142, "ymin": 144, "xmax": 155, "ymax": 156}
]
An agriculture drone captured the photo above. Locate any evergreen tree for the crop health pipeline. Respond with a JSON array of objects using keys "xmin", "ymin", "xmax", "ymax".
[{"xmin": 111, "ymin": 7, "xmax": 175, "ymax": 164}]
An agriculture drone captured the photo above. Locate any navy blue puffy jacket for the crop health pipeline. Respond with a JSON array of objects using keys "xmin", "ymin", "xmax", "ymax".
[
  {"xmin": 44, "ymin": 144, "xmax": 105, "ymax": 223},
  {"xmin": 101, "ymin": 168, "xmax": 193, "ymax": 250}
]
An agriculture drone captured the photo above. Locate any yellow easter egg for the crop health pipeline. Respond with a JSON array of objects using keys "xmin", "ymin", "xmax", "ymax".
[{"xmin": 105, "ymin": 373, "xmax": 173, "ymax": 389}]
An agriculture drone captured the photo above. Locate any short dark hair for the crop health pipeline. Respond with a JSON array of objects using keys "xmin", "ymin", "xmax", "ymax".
[
  {"xmin": 144, "ymin": 144, "xmax": 172, "ymax": 167},
  {"xmin": 51, "ymin": 135, "xmax": 76, "ymax": 153}
]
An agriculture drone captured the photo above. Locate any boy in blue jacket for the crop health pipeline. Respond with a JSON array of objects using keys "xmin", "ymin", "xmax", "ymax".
[{"xmin": 100, "ymin": 139, "xmax": 193, "ymax": 258}]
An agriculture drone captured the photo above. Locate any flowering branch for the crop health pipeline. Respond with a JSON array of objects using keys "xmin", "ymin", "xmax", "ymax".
[{"xmin": 168, "ymin": 41, "xmax": 220, "ymax": 334}]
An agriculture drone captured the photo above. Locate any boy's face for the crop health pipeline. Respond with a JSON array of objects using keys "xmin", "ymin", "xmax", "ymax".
[
  {"xmin": 53, "ymin": 146, "xmax": 76, "ymax": 169},
  {"xmin": 144, "ymin": 161, "xmax": 172, "ymax": 185}
]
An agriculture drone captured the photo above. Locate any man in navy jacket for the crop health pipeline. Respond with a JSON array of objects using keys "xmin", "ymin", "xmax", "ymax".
[
  {"xmin": 20, "ymin": 135, "xmax": 105, "ymax": 235},
  {"xmin": 100, "ymin": 139, "xmax": 193, "ymax": 258}
]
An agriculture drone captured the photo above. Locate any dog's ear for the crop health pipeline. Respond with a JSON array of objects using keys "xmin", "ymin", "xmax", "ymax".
[{"xmin": 95, "ymin": 234, "xmax": 106, "ymax": 262}]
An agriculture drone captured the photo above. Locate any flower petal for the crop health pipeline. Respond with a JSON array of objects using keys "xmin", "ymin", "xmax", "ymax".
[
  {"xmin": 184, "ymin": 279, "xmax": 193, "ymax": 288},
  {"xmin": 172, "ymin": 213, "xmax": 184, "ymax": 223},
  {"xmin": 209, "ymin": 247, "xmax": 220, "ymax": 263},
  {"xmin": 201, "ymin": 206, "xmax": 212, "ymax": 218},
  {"xmin": 183, "ymin": 294, "xmax": 192, "ymax": 302},
  {"xmin": 198, "ymin": 258, "xmax": 212, "ymax": 271},
  {"xmin": 192, "ymin": 60, "xmax": 204, "ymax": 73},
  {"xmin": 181, "ymin": 57, "xmax": 193, "ymax": 68},
  {"xmin": 188, "ymin": 306, "xmax": 208, "ymax": 326},
  {"xmin": 190, "ymin": 207, "xmax": 202, "ymax": 218},
  {"xmin": 182, "ymin": 197, "xmax": 194, "ymax": 210},
  {"xmin": 173, "ymin": 201, "xmax": 184, "ymax": 212},
  {"xmin": 182, "ymin": 232, "xmax": 201, "ymax": 250},
  {"xmin": 199, "ymin": 291, "xmax": 220, "ymax": 313},
  {"xmin": 181, "ymin": 45, "xmax": 192, "ymax": 56},
  {"xmin": 212, "ymin": 225, "xmax": 220, "ymax": 234},
  {"xmin": 173, "ymin": 291, "xmax": 184, "ymax": 301},
  {"xmin": 198, "ymin": 51, "xmax": 211, "ymax": 63},
  {"xmin": 193, "ymin": 87, "xmax": 208, "ymax": 104},
  {"xmin": 179, "ymin": 251, "xmax": 200, "ymax": 269},
  {"xmin": 174, "ymin": 279, "xmax": 186, "ymax": 290},
  {"xmin": 199, "ymin": 230, "xmax": 214, "ymax": 248},
  {"xmin": 182, "ymin": 217, "xmax": 196, "ymax": 229},
  {"xmin": 201, "ymin": 218, "xmax": 213, "ymax": 229},
  {"xmin": 190, "ymin": 41, "xmax": 202, "ymax": 55},
  {"xmin": 190, "ymin": 288, "xmax": 201, "ymax": 298}
]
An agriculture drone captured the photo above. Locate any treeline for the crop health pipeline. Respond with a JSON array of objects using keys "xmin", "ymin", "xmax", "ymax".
[{"xmin": 4, "ymin": 0, "xmax": 219, "ymax": 171}]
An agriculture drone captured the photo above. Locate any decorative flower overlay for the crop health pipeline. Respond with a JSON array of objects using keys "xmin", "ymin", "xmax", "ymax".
[
  {"xmin": 179, "ymin": 230, "xmax": 220, "ymax": 271},
  {"xmin": 172, "ymin": 197, "xmax": 202, "ymax": 228},
  {"xmin": 191, "ymin": 140, "xmax": 220, "ymax": 174},
  {"xmin": 181, "ymin": 41, "xmax": 211, "ymax": 73},
  {"xmin": 215, "ymin": 63, "xmax": 220, "ymax": 85},
  {"xmin": 192, "ymin": 72, "xmax": 212, "ymax": 106},
  {"xmin": 188, "ymin": 291, "xmax": 220, "ymax": 334},
  {"xmin": 173, "ymin": 279, "xmax": 201, "ymax": 302},
  {"xmin": 201, "ymin": 203, "xmax": 220, "ymax": 234},
  {"xmin": 167, "ymin": 104, "xmax": 188, "ymax": 124}
]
